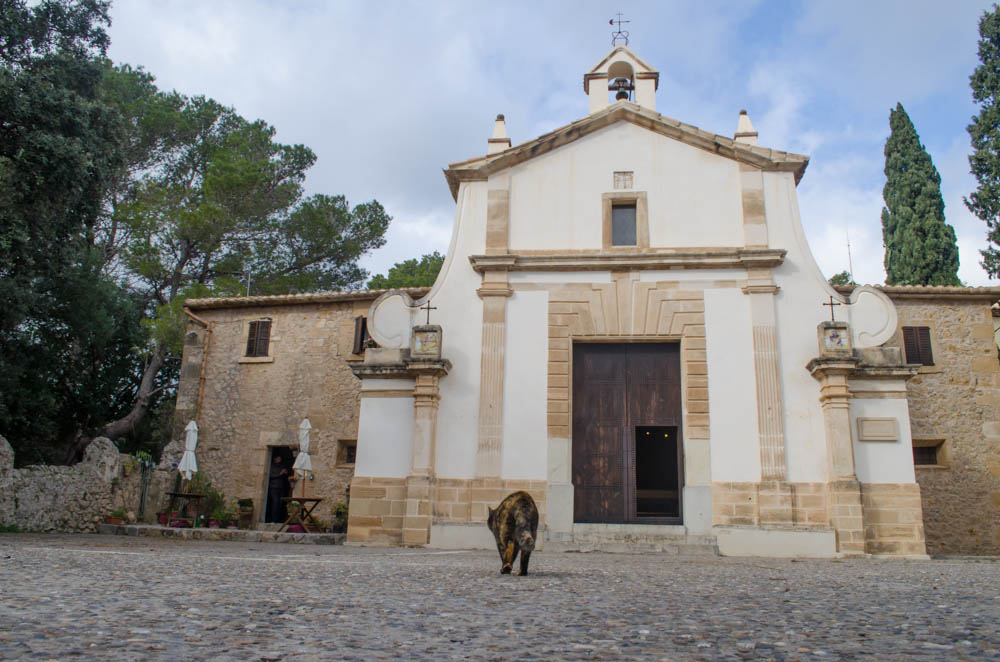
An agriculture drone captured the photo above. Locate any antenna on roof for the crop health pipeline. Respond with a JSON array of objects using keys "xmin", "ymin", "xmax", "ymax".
[{"xmin": 610, "ymin": 12, "xmax": 630, "ymax": 46}]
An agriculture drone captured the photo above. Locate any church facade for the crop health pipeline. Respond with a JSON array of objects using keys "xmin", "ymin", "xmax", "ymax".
[
  {"xmin": 175, "ymin": 46, "xmax": 1000, "ymax": 557},
  {"xmin": 346, "ymin": 45, "xmax": 956, "ymax": 557}
]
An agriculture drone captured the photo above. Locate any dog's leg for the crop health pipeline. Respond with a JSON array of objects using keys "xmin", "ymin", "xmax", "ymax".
[
  {"xmin": 501, "ymin": 540, "xmax": 515, "ymax": 574},
  {"xmin": 517, "ymin": 550, "xmax": 531, "ymax": 576}
]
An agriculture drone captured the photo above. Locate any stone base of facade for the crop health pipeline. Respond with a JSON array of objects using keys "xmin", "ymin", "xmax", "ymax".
[
  {"xmin": 713, "ymin": 480, "xmax": 926, "ymax": 557},
  {"xmin": 347, "ymin": 476, "xmax": 547, "ymax": 546},
  {"xmin": 861, "ymin": 482, "xmax": 927, "ymax": 556}
]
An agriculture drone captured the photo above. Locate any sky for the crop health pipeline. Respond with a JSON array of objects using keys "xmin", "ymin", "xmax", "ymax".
[{"xmin": 106, "ymin": 0, "xmax": 1000, "ymax": 287}]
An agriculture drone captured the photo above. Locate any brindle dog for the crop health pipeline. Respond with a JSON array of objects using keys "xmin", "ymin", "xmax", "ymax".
[{"xmin": 487, "ymin": 491, "xmax": 539, "ymax": 575}]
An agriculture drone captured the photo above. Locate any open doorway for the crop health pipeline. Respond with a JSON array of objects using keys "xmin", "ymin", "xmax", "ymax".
[
  {"xmin": 265, "ymin": 446, "xmax": 295, "ymax": 523},
  {"xmin": 634, "ymin": 426, "xmax": 680, "ymax": 519}
]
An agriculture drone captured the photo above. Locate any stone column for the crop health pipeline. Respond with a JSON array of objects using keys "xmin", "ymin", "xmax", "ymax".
[
  {"xmin": 808, "ymin": 322, "xmax": 864, "ymax": 555},
  {"xmin": 402, "ymin": 361, "xmax": 449, "ymax": 546}
]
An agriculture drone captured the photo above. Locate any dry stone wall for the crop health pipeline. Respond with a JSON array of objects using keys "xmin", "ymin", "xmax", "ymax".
[{"xmin": 0, "ymin": 436, "xmax": 145, "ymax": 532}]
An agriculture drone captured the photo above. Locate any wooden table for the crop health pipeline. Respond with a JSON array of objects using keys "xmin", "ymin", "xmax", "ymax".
[
  {"xmin": 166, "ymin": 492, "xmax": 204, "ymax": 527},
  {"xmin": 280, "ymin": 497, "xmax": 324, "ymax": 533}
]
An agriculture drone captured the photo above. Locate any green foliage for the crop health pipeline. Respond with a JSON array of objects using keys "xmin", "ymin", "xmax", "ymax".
[
  {"xmin": 828, "ymin": 271, "xmax": 856, "ymax": 286},
  {"xmin": 186, "ymin": 471, "xmax": 225, "ymax": 519},
  {"xmin": 0, "ymin": 525, "xmax": 22, "ymax": 534},
  {"xmin": 967, "ymin": 5, "xmax": 1000, "ymax": 278},
  {"xmin": 368, "ymin": 251, "xmax": 444, "ymax": 289},
  {"xmin": 881, "ymin": 103, "xmax": 961, "ymax": 285},
  {"xmin": 108, "ymin": 506, "xmax": 128, "ymax": 519},
  {"xmin": 0, "ymin": 15, "xmax": 391, "ymax": 463}
]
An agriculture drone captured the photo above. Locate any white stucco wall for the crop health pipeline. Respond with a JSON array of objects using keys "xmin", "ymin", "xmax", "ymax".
[
  {"xmin": 430, "ymin": 183, "xmax": 488, "ymax": 479},
  {"xmin": 850, "ymin": 397, "xmax": 916, "ymax": 484},
  {"xmin": 507, "ymin": 123, "xmax": 743, "ymax": 251},
  {"xmin": 355, "ymin": 395, "xmax": 413, "ymax": 479},
  {"xmin": 501, "ymin": 290, "xmax": 549, "ymax": 479},
  {"xmin": 705, "ymin": 288, "xmax": 760, "ymax": 482},
  {"xmin": 765, "ymin": 172, "xmax": 838, "ymax": 483}
]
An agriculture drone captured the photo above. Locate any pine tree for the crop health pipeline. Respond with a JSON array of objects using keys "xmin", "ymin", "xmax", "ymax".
[
  {"xmin": 881, "ymin": 103, "xmax": 961, "ymax": 285},
  {"xmin": 966, "ymin": 5, "xmax": 1000, "ymax": 278}
]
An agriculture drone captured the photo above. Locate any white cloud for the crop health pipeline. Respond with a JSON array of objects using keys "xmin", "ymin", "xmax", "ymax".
[{"xmin": 105, "ymin": 1, "xmax": 1000, "ymax": 288}]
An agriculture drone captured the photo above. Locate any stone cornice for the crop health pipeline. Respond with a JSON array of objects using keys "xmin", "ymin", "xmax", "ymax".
[
  {"xmin": 468, "ymin": 248, "xmax": 786, "ymax": 273},
  {"xmin": 444, "ymin": 103, "xmax": 809, "ymax": 199},
  {"xmin": 350, "ymin": 358, "xmax": 452, "ymax": 381},
  {"xmin": 833, "ymin": 284, "xmax": 1000, "ymax": 303}
]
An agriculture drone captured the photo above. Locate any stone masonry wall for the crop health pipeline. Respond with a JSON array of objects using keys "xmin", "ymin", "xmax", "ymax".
[
  {"xmin": 886, "ymin": 298, "xmax": 1000, "ymax": 555},
  {"xmin": 175, "ymin": 299, "xmax": 372, "ymax": 525},
  {"xmin": 0, "ymin": 436, "xmax": 145, "ymax": 532}
]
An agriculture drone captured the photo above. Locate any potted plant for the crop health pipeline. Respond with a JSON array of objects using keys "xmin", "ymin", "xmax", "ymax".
[
  {"xmin": 208, "ymin": 506, "xmax": 227, "ymax": 528},
  {"xmin": 237, "ymin": 498, "xmax": 254, "ymax": 530},
  {"xmin": 156, "ymin": 511, "xmax": 169, "ymax": 526},
  {"xmin": 105, "ymin": 507, "xmax": 128, "ymax": 525},
  {"xmin": 331, "ymin": 501, "xmax": 348, "ymax": 533}
]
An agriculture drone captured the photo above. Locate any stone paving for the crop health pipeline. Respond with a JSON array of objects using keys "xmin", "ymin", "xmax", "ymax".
[{"xmin": 0, "ymin": 534, "xmax": 997, "ymax": 661}]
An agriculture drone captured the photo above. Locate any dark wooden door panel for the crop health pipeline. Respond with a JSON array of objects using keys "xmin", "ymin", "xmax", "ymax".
[{"xmin": 572, "ymin": 342, "xmax": 682, "ymax": 524}]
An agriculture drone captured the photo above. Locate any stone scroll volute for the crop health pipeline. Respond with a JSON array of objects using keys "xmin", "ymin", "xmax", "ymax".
[
  {"xmin": 844, "ymin": 286, "xmax": 898, "ymax": 349},
  {"xmin": 368, "ymin": 290, "xmax": 419, "ymax": 350}
]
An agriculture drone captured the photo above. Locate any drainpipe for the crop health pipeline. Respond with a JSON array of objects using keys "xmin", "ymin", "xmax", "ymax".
[{"xmin": 183, "ymin": 308, "xmax": 212, "ymax": 422}]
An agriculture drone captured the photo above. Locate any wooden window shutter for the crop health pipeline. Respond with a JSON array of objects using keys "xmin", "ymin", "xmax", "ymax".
[
  {"xmin": 245, "ymin": 320, "xmax": 271, "ymax": 357},
  {"xmin": 902, "ymin": 326, "xmax": 933, "ymax": 365},
  {"xmin": 352, "ymin": 317, "xmax": 368, "ymax": 355}
]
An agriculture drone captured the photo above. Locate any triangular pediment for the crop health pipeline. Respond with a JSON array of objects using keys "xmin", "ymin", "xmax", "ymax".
[{"xmin": 444, "ymin": 102, "xmax": 809, "ymax": 200}]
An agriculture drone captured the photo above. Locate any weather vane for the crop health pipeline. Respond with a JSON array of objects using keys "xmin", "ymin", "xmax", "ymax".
[{"xmin": 610, "ymin": 12, "xmax": 630, "ymax": 46}]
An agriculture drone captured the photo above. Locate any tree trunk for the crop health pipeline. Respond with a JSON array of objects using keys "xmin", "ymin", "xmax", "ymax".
[{"xmin": 61, "ymin": 344, "xmax": 167, "ymax": 463}]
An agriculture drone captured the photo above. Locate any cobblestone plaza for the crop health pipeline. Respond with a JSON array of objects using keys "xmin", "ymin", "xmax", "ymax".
[{"xmin": 1, "ymin": 534, "xmax": 997, "ymax": 661}]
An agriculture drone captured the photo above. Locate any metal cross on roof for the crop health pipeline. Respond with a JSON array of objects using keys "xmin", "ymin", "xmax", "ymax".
[
  {"xmin": 610, "ymin": 12, "xmax": 630, "ymax": 46},
  {"xmin": 823, "ymin": 295, "xmax": 842, "ymax": 322},
  {"xmin": 420, "ymin": 300, "xmax": 437, "ymax": 325}
]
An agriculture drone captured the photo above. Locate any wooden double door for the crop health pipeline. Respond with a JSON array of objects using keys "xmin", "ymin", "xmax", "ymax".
[{"xmin": 572, "ymin": 343, "xmax": 683, "ymax": 524}]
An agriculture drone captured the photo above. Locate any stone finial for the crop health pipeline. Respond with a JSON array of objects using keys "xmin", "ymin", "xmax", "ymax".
[
  {"xmin": 488, "ymin": 114, "xmax": 511, "ymax": 154},
  {"xmin": 735, "ymin": 109, "xmax": 758, "ymax": 146}
]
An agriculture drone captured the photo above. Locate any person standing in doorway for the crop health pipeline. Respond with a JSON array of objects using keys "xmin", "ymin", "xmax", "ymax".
[{"xmin": 266, "ymin": 455, "xmax": 290, "ymax": 522}]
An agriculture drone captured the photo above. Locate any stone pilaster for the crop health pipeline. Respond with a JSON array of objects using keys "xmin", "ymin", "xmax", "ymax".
[
  {"xmin": 808, "ymin": 354, "xmax": 864, "ymax": 555},
  {"xmin": 403, "ymin": 361, "xmax": 449, "ymax": 545},
  {"xmin": 475, "ymin": 270, "xmax": 513, "ymax": 478}
]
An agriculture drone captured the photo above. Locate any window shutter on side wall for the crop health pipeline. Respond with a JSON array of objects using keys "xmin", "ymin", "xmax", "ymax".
[
  {"xmin": 352, "ymin": 317, "xmax": 368, "ymax": 355},
  {"xmin": 902, "ymin": 326, "xmax": 933, "ymax": 366},
  {"xmin": 245, "ymin": 320, "xmax": 271, "ymax": 357}
]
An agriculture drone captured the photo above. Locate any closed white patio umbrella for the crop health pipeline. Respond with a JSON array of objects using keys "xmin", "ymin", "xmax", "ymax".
[
  {"xmin": 178, "ymin": 420, "xmax": 198, "ymax": 482},
  {"xmin": 292, "ymin": 418, "xmax": 312, "ymax": 497}
]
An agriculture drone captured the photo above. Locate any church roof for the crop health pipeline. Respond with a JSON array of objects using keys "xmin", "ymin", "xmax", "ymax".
[
  {"xmin": 443, "ymin": 101, "xmax": 810, "ymax": 200},
  {"xmin": 185, "ymin": 287, "xmax": 431, "ymax": 311}
]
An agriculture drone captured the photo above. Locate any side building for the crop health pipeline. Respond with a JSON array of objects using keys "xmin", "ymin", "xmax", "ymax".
[
  {"xmin": 865, "ymin": 286, "xmax": 1000, "ymax": 555},
  {"xmin": 173, "ymin": 288, "xmax": 426, "ymax": 525}
]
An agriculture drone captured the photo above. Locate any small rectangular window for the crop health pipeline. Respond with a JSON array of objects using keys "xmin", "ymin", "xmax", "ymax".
[
  {"xmin": 913, "ymin": 445, "xmax": 938, "ymax": 465},
  {"xmin": 245, "ymin": 320, "xmax": 271, "ymax": 357},
  {"xmin": 338, "ymin": 440, "xmax": 357, "ymax": 465},
  {"xmin": 611, "ymin": 203, "xmax": 637, "ymax": 246},
  {"xmin": 902, "ymin": 326, "xmax": 934, "ymax": 365}
]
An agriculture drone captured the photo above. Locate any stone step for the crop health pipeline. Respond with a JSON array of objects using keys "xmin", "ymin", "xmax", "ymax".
[
  {"xmin": 97, "ymin": 523, "xmax": 345, "ymax": 545},
  {"xmin": 545, "ymin": 523, "xmax": 719, "ymax": 556}
]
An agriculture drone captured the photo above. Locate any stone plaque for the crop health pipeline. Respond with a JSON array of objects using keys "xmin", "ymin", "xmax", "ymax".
[
  {"xmin": 411, "ymin": 324, "xmax": 442, "ymax": 359},
  {"xmin": 857, "ymin": 417, "xmax": 899, "ymax": 442}
]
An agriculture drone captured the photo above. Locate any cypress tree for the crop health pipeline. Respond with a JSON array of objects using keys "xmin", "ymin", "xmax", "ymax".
[
  {"xmin": 881, "ymin": 103, "xmax": 961, "ymax": 285},
  {"xmin": 966, "ymin": 5, "xmax": 1000, "ymax": 278}
]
